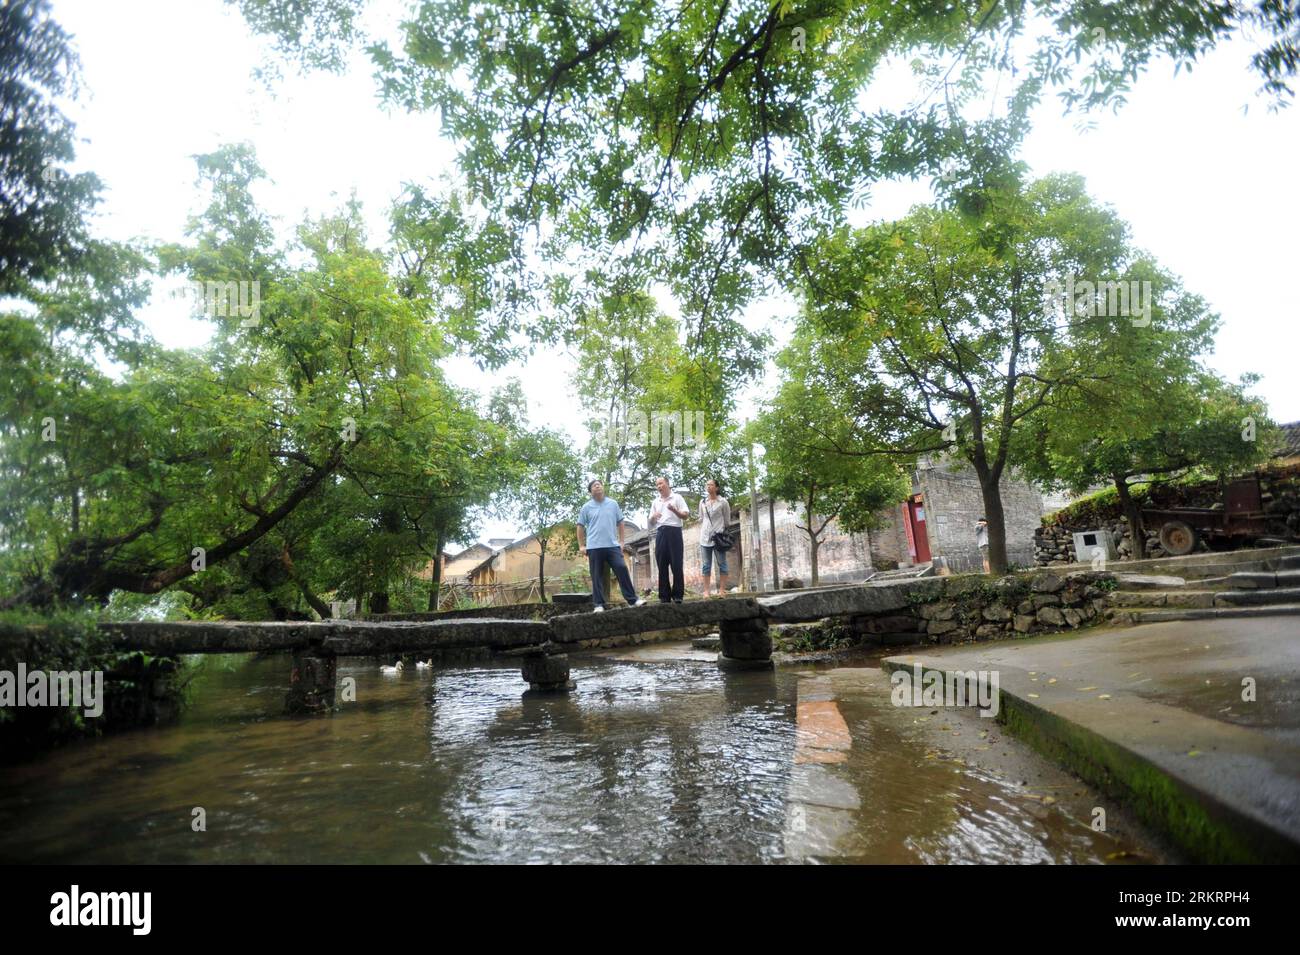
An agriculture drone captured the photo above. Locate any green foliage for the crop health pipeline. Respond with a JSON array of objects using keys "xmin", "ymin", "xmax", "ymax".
[
  {"xmin": 904, "ymin": 589, "xmax": 939, "ymax": 608},
  {"xmin": 0, "ymin": 146, "xmax": 505, "ymax": 617},
  {"xmin": 782, "ymin": 173, "xmax": 1277, "ymax": 573},
  {"xmin": 1043, "ymin": 483, "xmax": 1144, "ymax": 527},
  {"xmin": 493, "ymin": 402, "xmax": 588, "ymax": 600},
  {"xmin": 773, "ymin": 620, "xmax": 857, "ymax": 655},
  {"xmin": 230, "ymin": 0, "xmax": 1300, "ymax": 374},
  {"xmin": 1015, "ymin": 252, "xmax": 1277, "ymax": 524},
  {"xmin": 0, "ymin": 607, "xmax": 193, "ymax": 762},
  {"xmin": 786, "ymin": 175, "xmax": 1128, "ymax": 572},
  {"xmin": 575, "ymin": 292, "xmax": 754, "ymax": 504},
  {"xmin": 0, "ymin": 0, "xmax": 108, "ymax": 298}
]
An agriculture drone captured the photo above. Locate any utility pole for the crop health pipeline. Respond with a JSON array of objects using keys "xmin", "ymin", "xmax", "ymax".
[
  {"xmin": 769, "ymin": 497, "xmax": 779, "ymax": 590},
  {"xmin": 748, "ymin": 439, "xmax": 764, "ymax": 593}
]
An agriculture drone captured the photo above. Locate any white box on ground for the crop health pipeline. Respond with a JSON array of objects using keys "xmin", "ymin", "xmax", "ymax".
[{"xmin": 1071, "ymin": 530, "xmax": 1115, "ymax": 564}]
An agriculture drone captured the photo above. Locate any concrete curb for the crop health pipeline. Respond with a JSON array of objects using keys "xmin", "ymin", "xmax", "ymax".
[{"xmin": 880, "ymin": 652, "xmax": 1300, "ymax": 863}]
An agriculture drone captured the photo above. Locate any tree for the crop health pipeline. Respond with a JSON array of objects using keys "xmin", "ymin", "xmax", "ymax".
[
  {"xmin": 0, "ymin": 0, "xmax": 104, "ymax": 297},
  {"xmin": 505, "ymin": 428, "xmax": 586, "ymax": 602},
  {"xmin": 1020, "ymin": 355, "xmax": 1276, "ymax": 558},
  {"xmin": 0, "ymin": 148, "xmax": 499, "ymax": 614},
  {"xmin": 757, "ymin": 330, "xmax": 909, "ymax": 586},
  {"xmin": 575, "ymin": 289, "xmax": 758, "ymax": 506},
  {"xmin": 792, "ymin": 174, "xmax": 1182, "ymax": 573},
  {"xmin": 231, "ymin": 0, "xmax": 1300, "ymax": 369}
]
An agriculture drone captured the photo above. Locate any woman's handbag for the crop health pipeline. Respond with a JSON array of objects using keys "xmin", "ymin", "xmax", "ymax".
[{"xmin": 711, "ymin": 529, "xmax": 735, "ymax": 552}]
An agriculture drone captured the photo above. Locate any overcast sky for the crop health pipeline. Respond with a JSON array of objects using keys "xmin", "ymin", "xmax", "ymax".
[{"xmin": 51, "ymin": 0, "xmax": 1298, "ymax": 545}]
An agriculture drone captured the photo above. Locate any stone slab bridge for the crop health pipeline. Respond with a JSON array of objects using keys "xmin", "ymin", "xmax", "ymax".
[{"xmin": 95, "ymin": 581, "xmax": 941, "ymax": 713}]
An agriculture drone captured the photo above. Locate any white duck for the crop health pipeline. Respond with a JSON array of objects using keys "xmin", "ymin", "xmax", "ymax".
[
  {"xmin": 415, "ymin": 659, "xmax": 432, "ymax": 670},
  {"xmin": 379, "ymin": 660, "xmax": 404, "ymax": 674}
]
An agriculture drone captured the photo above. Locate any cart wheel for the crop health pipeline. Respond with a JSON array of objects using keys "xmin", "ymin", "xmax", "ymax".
[{"xmin": 1159, "ymin": 520, "xmax": 1198, "ymax": 556}]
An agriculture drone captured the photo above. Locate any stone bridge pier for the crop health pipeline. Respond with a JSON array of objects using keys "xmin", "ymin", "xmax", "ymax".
[
  {"xmin": 521, "ymin": 650, "xmax": 574, "ymax": 693},
  {"xmin": 717, "ymin": 617, "xmax": 774, "ymax": 671},
  {"xmin": 286, "ymin": 652, "xmax": 338, "ymax": 714}
]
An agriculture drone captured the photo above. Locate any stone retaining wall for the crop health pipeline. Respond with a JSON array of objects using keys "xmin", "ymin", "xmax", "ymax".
[
  {"xmin": 1034, "ymin": 466, "xmax": 1300, "ymax": 566},
  {"xmin": 841, "ymin": 571, "xmax": 1115, "ymax": 647},
  {"xmin": 1034, "ymin": 517, "xmax": 1165, "ymax": 565}
]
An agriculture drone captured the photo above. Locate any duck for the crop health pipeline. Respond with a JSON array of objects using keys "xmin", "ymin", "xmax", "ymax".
[
  {"xmin": 379, "ymin": 660, "xmax": 404, "ymax": 674},
  {"xmin": 415, "ymin": 659, "xmax": 432, "ymax": 670}
]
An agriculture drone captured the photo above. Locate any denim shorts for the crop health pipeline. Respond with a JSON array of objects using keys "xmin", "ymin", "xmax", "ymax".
[{"xmin": 701, "ymin": 544, "xmax": 728, "ymax": 576}]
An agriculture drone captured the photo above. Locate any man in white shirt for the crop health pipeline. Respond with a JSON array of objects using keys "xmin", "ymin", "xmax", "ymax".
[
  {"xmin": 975, "ymin": 517, "xmax": 990, "ymax": 573},
  {"xmin": 648, "ymin": 475, "xmax": 688, "ymax": 603}
]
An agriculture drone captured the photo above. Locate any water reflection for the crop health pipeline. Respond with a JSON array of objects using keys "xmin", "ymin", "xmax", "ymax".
[{"xmin": 0, "ymin": 649, "xmax": 1145, "ymax": 864}]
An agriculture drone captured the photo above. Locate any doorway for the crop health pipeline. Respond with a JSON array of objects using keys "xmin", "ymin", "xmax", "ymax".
[{"xmin": 906, "ymin": 494, "xmax": 931, "ymax": 563}]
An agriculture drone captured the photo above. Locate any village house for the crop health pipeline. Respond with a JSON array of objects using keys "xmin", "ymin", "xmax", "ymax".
[
  {"xmin": 729, "ymin": 455, "xmax": 1050, "ymax": 589},
  {"xmin": 433, "ymin": 523, "xmax": 642, "ymax": 605},
  {"xmin": 1274, "ymin": 420, "xmax": 1300, "ymax": 467}
]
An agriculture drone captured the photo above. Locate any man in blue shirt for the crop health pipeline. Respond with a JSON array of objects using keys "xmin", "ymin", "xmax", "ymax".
[{"xmin": 576, "ymin": 480, "xmax": 646, "ymax": 612}]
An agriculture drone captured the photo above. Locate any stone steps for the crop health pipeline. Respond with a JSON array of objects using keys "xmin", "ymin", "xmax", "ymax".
[
  {"xmin": 1108, "ymin": 585, "xmax": 1300, "ymax": 612},
  {"xmin": 1048, "ymin": 545, "xmax": 1300, "ymax": 583},
  {"xmin": 1107, "ymin": 603, "xmax": 1300, "ymax": 625},
  {"xmin": 1106, "ymin": 578, "xmax": 1300, "ymax": 626},
  {"xmin": 1151, "ymin": 551, "xmax": 1300, "ymax": 581},
  {"xmin": 1196, "ymin": 568, "xmax": 1300, "ymax": 591},
  {"xmin": 1106, "ymin": 589, "xmax": 1215, "ymax": 609},
  {"xmin": 1217, "ymin": 585, "xmax": 1300, "ymax": 606}
]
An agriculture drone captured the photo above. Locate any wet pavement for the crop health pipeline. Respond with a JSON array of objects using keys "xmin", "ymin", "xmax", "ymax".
[{"xmin": 884, "ymin": 616, "xmax": 1300, "ymax": 859}]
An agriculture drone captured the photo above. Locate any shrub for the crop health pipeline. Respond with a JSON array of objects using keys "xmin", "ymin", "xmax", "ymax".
[{"xmin": 0, "ymin": 607, "xmax": 193, "ymax": 764}]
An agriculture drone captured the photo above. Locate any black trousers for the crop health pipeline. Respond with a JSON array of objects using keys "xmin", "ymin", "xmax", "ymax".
[
  {"xmin": 655, "ymin": 525, "xmax": 685, "ymax": 602},
  {"xmin": 587, "ymin": 546, "xmax": 638, "ymax": 608}
]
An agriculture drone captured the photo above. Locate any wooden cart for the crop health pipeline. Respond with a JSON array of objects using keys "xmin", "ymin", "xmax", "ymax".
[{"xmin": 1141, "ymin": 476, "xmax": 1296, "ymax": 556}]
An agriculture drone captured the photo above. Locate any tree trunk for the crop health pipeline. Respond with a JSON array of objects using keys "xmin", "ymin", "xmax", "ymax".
[
  {"xmin": 1114, "ymin": 475, "xmax": 1146, "ymax": 560},
  {"xmin": 427, "ymin": 536, "xmax": 444, "ymax": 611},
  {"xmin": 808, "ymin": 527, "xmax": 820, "ymax": 587},
  {"xmin": 975, "ymin": 473, "xmax": 1010, "ymax": 575},
  {"xmin": 805, "ymin": 486, "xmax": 820, "ymax": 587},
  {"xmin": 279, "ymin": 546, "xmax": 332, "ymax": 619},
  {"xmin": 370, "ymin": 592, "xmax": 390, "ymax": 614},
  {"xmin": 538, "ymin": 543, "xmax": 548, "ymax": 602}
]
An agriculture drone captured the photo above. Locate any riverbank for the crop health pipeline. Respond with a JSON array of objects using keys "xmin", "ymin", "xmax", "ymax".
[
  {"xmin": 882, "ymin": 615, "xmax": 1300, "ymax": 863},
  {"xmin": 0, "ymin": 609, "xmax": 193, "ymax": 765}
]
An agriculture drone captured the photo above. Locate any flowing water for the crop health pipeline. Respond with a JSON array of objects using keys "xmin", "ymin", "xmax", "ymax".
[{"xmin": 0, "ymin": 647, "xmax": 1156, "ymax": 864}]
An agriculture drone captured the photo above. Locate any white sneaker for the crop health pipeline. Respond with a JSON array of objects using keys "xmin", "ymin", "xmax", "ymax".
[
  {"xmin": 593, "ymin": 606, "xmax": 606, "ymax": 613},
  {"xmin": 633, "ymin": 599, "xmax": 647, "ymax": 607}
]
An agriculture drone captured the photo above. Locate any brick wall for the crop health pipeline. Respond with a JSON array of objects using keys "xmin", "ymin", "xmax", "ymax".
[
  {"xmin": 916, "ymin": 460, "xmax": 1045, "ymax": 572},
  {"xmin": 869, "ymin": 504, "xmax": 910, "ymax": 568},
  {"xmin": 738, "ymin": 498, "xmax": 880, "ymax": 587}
]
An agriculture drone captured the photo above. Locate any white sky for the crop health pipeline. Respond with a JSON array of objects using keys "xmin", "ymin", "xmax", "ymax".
[{"xmin": 50, "ymin": 0, "xmax": 1299, "ymax": 545}]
